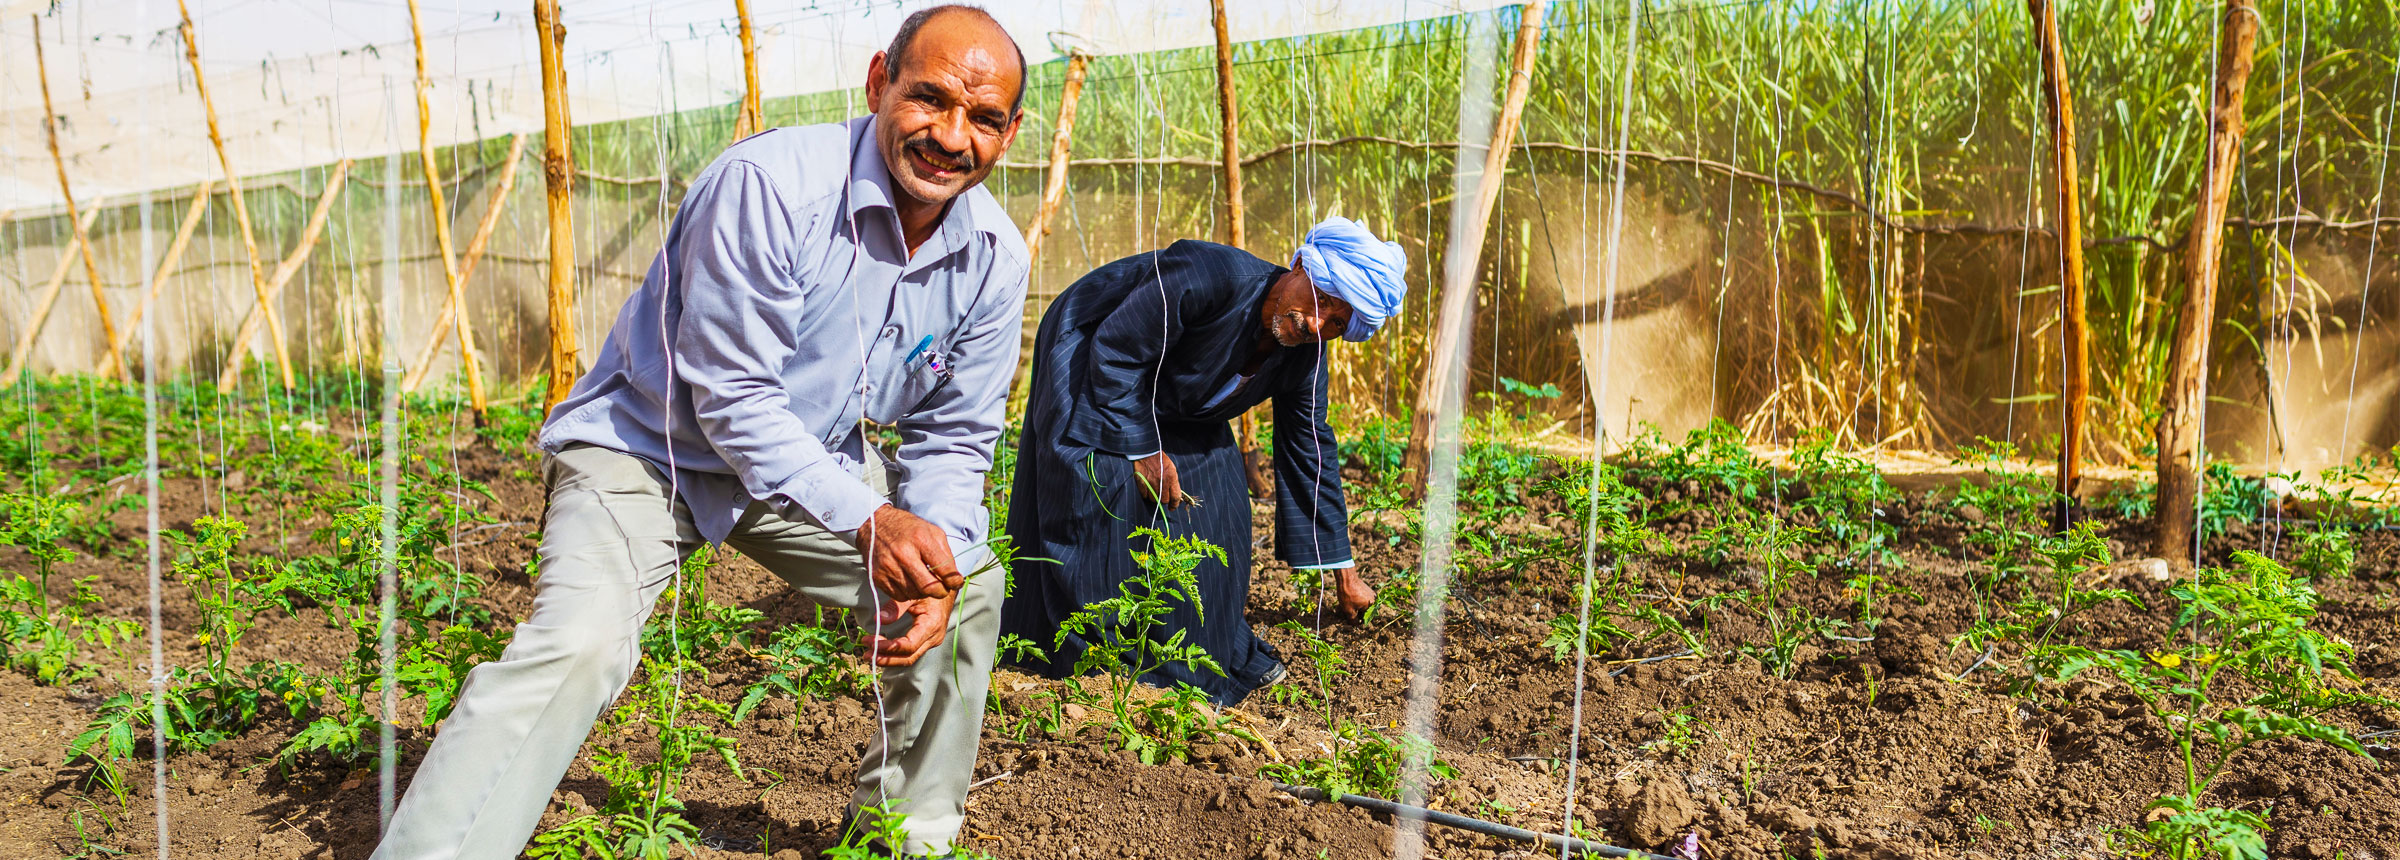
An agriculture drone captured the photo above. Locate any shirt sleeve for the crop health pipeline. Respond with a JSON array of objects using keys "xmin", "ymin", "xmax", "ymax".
[
  {"xmin": 1062, "ymin": 252, "xmax": 1181, "ymax": 457},
  {"xmin": 671, "ymin": 161, "xmax": 886, "ymax": 534},
  {"xmin": 1269, "ymin": 353, "xmax": 1354, "ymax": 568},
  {"xmin": 892, "ymin": 257, "xmax": 1029, "ymax": 551}
]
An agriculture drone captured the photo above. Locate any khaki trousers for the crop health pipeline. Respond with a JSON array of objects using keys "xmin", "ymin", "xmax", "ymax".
[{"xmin": 371, "ymin": 444, "xmax": 1000, "ymax": 859}]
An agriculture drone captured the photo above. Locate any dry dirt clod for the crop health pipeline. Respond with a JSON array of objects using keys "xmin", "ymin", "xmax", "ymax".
[{"xmin": 1625, "ymin": 775, "xmax": 1700, "ymax": 847}]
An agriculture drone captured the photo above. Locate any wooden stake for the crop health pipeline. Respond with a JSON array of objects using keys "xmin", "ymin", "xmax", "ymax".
[
  {"xmin": 1, "ymin": 209, "xmax": 99, "ymax": 386},
  {"xmin": 401, "ymin": 134, "xmax": 526, "ymax": 391},
  {"xmin": 536, "ymin": 0, "xmax": 583, "ymax": 413},
  {"xmin": 2028, "ymin": 0, "xmax": 2089, "ymax": 519},
  {"xmin": 117, "ymin": 178, "xmax": 215, "ymax": 359},
  {"xmin": 1403, "ymin": 1, "xmax": 1547, "ymax": 483},
  {"xmin": 1210, "ymin": 0, "xmax": 1247, "ymax": 253},
  {"xmin": 214, "ymin": 161, "xmax": 353, "ymax": 393},
  {"xmin": 405, "ymin": 0, "xmax": 488, "ymax": 416},
  {"xmin": 1209, "ymin": 0, "xmax": 1274, "ymax": 498},
  {"xmin": 2155, "ymin": 0, "xmax": 2260, "ymax": 568},
  {"xmin": 179, "ymin": 0, "xmax": 295, "ymax": 392},
  {"xmin": 730, "ymin": 0, "xmax": 765, "ymax": 142},
  {"xmin": 1022, "ymin": 50, "xmax": 1091, "ymax": 261},
  {"xmin": 32, "ymin": 16, "xmax": 125, "ymax": 381}
]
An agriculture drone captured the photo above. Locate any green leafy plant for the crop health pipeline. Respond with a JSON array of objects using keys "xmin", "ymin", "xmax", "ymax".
[
  {"xmin": 2032, "ymin": 552, "xmax": 2397, "ymax": 860},
  {"xmin": 532, "ymin": 657, "xmax": 743, "ymax": 860},
  {"xmin": 1053, "ymin": 527, "xmax": 1227, "ymax": 754},
  {"xmin": 734, "ymin": 610, "xmax": 865, "ymax": 722},
  {"xmin": 2289, "ymin": 527, "xmax": 2354, "ymax": 580},
  {"xmin": 1945, "ymin": 439, "xmax": 2054, "ymax": 582},
  {"xmin": 1260, "ymin": 719, "xmax": 1455, "ymax": 799},
  {"xmin": 1955, "ymin": 522, "xmax": 2139, "ymax": 659},
  {"xmin": 0, "ymin": 493, "xmax": 138, "ymax": 686}
]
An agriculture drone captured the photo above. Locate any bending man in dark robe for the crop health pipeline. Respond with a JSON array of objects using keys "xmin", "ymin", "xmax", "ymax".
[{"xmin": 1001, "ymin": 218, "xmax": 1409, "ymax": 705}]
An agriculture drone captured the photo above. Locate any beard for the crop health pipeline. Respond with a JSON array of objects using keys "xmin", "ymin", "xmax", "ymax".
[{"xmin": 1268, "ymin": 311, "xmax": 1311, "ymax": 347}]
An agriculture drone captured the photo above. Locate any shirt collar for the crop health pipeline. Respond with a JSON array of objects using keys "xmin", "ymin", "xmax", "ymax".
[{"xmin": 845, "ymin": 115, "xmax": 988, "ymax": 269}]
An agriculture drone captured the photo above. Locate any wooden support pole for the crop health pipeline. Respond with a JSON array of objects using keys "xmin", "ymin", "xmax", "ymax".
[
  {"xmin": 32, "ymin": 17, "xmax": 125, "ymax": 381},
  {"xmin": 536, "ymin": 0, "xmax": 583, "ymax": 413},
  {"xmin": 180, "ymin": 0, "xmax": 295, "ymax": 392},
  {"xmin": 401, "ymin": 134, "xmax": 526, "ymax": 391},
  {"xmin": 405, "ymin": 0, "xmax": 489, "ymax": 416},
  {"xmin": 1402, "ymin": 1, "xmax": 1547, "ymax": 483},
  {"xmin": 2028, "ymin": 0, "xmax": 2089, "ymax": 519},
  {"xmin": 1210, "ymin": 0, "xmax": 1275, "ymax": 499},
  {"xmin": 2155, "ymin": 0, "xmax": 2260, "ymax": 568},
  {"xmin": 1210, "ymin": 0, "xmax": 1248, "ymax": 253},
  {"xmin": 214, "ymin": 161, "xmax": 354, "ymax": 393},
  {"xmin": 1022, "ymin": 50, "xmax": 1092, "ymax": 261},
  {"xmin": 730, "ymin": 0, "xmax": 765, "ymax": 141},
  {"xmin": 1, "ymin": 209, "xmax": 100, "ymax": 386},
  {"xmin": 117, "ymin": 178, "xmax": 215, "ymax": 359}
]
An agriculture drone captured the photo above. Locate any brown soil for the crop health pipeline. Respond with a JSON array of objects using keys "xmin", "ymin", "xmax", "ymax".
[{"xmin": 2, "ymin": 446, "xmax": 2398, "ymax": 860}]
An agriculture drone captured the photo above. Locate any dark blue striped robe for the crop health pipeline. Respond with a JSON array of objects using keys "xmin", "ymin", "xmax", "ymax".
[{"xmin": 1000, "ymin": 240, "xmax": 1353, "ymax": 706}]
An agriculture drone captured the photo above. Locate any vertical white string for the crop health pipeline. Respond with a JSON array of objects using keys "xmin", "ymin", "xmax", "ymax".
[
  {"xmin": 135, "ymin": 3, "xmax": 172, "ymax": 852},
  {"xmin": 377, "ymin": 74, "xmax": 406, "ymax": 832},
  {"xmin": 1560, "ymin": 2, "xmax": 1644, "ymax": 854}
]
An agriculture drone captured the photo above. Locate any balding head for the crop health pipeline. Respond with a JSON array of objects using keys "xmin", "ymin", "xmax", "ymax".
[
  {"xmin": 864, "ymin": 4, "xmax": 1026, "ymax": 237},
  {"xmin": 886, "ymin": 5, "xmax": 1027, "ymax": 114}
]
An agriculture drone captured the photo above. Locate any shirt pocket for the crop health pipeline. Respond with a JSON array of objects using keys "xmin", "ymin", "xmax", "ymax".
[{"xmin": 865, "ymin": 336, "xmax": 954, "ymax": 424}]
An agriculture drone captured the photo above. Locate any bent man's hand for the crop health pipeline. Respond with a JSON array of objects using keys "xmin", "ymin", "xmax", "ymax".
[
  {"xmin": 1333, "ymin": 567, "xmax": 1376, "ymax": 620},
  {"xmin": 853, "ymin": 504, "xmax": 963, "ymax": 602},
  {"xmin": 862, "ymin": 593, "xmax": 955, "ymax": 667},
  {"xmin": 1133, "ymin": 452, "xmax": 1185, "ymax": 508}
]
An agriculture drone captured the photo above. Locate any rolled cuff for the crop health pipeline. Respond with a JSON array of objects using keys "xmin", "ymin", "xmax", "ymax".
[{"xmin": 1292, "ymin": 559, "xmax": 1355, "ymax": 570}]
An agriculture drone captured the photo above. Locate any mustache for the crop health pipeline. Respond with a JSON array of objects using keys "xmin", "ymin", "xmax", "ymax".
[{"xmin": 904, "ymin": 137, "xmax": 976, "ymax": 172}]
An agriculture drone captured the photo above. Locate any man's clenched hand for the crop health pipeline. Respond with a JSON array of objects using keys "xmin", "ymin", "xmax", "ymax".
[
  {"xmin": 853, "ymin": 504, "xmax": 964, "ymax": 602},
  {"xmin": 1133, "ymin": 452, "xmax": 1185, "ymax": 508},
  {"xmin": 861, "ymin": 592, "xmax": 955, "ymax": 667}
]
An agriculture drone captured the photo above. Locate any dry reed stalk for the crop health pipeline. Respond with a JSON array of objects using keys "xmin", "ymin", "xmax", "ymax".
[
  {"xmin": 181, "ymin": 0, "xmax": 295, "ymax": 393},
  {"xmin": 1405, "ymin": 1, "xmax": 1549, "ymax": 483},
  {"xmin": 2156, "ymin": 0, "xmax": 2260, "ymax": 568},
  {"xmin": 401, "ymin": 134, "xmax": 527, "ymax": 391},
  {"xmin": 1209, "ymin": 0, "xmax": 1272, "ymax": 497},
  {"xmin": 1024, "ymin": 51, "xmax": 1092, "ymax": 261},
  {"xmin": 214, "ymin": 161, "xmax": 354, "ymax": 393},
  {"xmin": 1, "ymin": 209, "xmax": 100, "ymax": 386},
  {"xmin": 31, "ymin": 17, "xmax": 124, "ymax": 381},
  {"xmin": 537, "ymin": 0, "xmax": 582, "ymax": 413},
  {"xmin": 403, "ymin": 0, "xmax": 488, "ymax": 416}
]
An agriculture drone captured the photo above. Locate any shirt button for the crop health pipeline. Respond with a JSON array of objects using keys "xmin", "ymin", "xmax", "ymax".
[
  {"xmin": 881, "ymin": 325, "xmax": 900, "ymax": 339},
  {"xmin": 857, "ymin": 382, "xmax": 873, "ymax": 394}
]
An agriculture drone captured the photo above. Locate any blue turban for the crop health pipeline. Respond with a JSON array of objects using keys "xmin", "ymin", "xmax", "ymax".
[{"xmin": 1292, "ymin": 216, "xmax": 1408, "ymax": 342}]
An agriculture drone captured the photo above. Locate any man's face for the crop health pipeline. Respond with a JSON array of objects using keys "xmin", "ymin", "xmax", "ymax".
[
  {"xmin": 1262, "ymin": 267, "xmax": 1355, "ymax": 347},
  {"xmin": 864, "ymin": 24, "xmax": 1022, "ymax": 210}
]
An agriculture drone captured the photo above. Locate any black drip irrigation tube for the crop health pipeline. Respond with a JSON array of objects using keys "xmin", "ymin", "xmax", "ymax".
[{"xmin": 1269, "ymin": 782, "xmax": 1679, "ymax": 860}]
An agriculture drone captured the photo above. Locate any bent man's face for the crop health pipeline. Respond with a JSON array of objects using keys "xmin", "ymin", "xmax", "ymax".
[{"xmin": 866, "ymin": 34, "xmax": 1021, "ymax": 208}]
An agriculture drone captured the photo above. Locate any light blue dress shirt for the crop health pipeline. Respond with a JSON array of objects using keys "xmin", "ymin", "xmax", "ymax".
[{"xmin": 540, "ymin": 116, "xmax": 1028, "ymax": 548}]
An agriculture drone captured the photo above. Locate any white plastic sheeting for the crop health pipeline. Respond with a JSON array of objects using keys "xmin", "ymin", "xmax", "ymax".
[{"xmin": 0, "ymin": 0, "xmax": 1504, "ymax": 211}]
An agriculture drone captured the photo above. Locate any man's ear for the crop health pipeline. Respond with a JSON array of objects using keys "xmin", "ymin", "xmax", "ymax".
[
  {"xmin": 865, "ymin": 50, "xmax": 891, "ymax": 112},
  {"xmin": 998, "ymin": 110, "xmax": 1024, "ymax": 153}
]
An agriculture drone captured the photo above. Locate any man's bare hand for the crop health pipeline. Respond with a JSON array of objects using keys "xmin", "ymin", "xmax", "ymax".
[
  {"xmin": 853, "ymin": 504, "xmax": 963, "ymax": 602},
  {"xmin": 1333, "ymin": 567, "xmax": 1376, "ymax": 620},
  {"xmin": 862, "ymin": 593, "xmax": 955, "ymax": 667},
  {"xmin": 1133, "ymin": 452, "xmax": 1185, "ymax": 508}
]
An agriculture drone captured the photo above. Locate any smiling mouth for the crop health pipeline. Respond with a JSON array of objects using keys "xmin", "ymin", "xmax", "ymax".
[{"xmin": 908, "ymin": 144, "xmax": 972, "ymax": 177}]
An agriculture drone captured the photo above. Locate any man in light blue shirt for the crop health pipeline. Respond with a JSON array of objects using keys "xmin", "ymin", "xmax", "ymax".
[{"xmin": 373, "ymin": 7, "xmax": 1027, "ymax": 859}]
